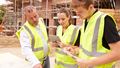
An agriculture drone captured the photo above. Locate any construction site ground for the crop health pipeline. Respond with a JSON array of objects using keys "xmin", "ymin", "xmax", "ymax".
[
  {"xmin": 0, "ymin": 35, "xmax": 120, "ymax": 68},
  {"xmin": 0, "ymin": 35, "xmax": 55, "ymax": 68}
]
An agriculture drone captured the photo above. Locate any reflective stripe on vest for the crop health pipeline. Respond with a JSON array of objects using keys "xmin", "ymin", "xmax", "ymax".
[
  {"xmin": 69, "ymin": 26, "xmax": 80, "ymax": 45},
  {"xmin": 56, "ymin": 60, "xmax": 78, "ymax": 68},
  {"xmin": 23, "ymin": 25, "xmax": 48, "ymax": 57},
  {"xmin": 36, "ymin": 24, "xmax": 48, "ymax": 57},
  {"xmin": 24, "ymin": 25, "xmax": 43, "ymax": 52},
  {"xmin": 56, "ymin": 26, "xmax": 79, "ymax": 55},
  {"xmin": 56, "ymin": 48, "xmax": 67, "ymax": 55},
  {"xmin": 80, "ymin": 13, "xmax": 105, "ymax": 57}
]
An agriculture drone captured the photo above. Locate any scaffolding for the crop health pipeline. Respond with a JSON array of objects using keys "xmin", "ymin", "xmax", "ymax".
[{"xmin": 0, "ymin": 0, "xmax": 120, "ymax": 36}]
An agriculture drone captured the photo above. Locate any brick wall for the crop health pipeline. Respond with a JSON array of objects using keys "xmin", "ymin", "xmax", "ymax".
[
  {"xmin": 100, "ymin": 9, "xmax": 120, "ymax": 29},
  {"xmin": 48, "ymin": 9, "xmax": 120, "ymax": 35}
]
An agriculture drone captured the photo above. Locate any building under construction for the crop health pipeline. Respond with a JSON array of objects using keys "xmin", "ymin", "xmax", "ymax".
[
  {"xmin": 0, "ymin": 0, "xmax": 120, "ymax": 68},
  {"xmin": 0, "ymin": 0, "xmax": 120, "ymax": 36}
]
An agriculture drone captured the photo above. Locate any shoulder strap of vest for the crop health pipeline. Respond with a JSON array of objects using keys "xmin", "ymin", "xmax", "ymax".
[
  {"xmin": 37, "ymin": 24, "xmax": 48, "ymax": 57},
  {"xmin": 69, "ymin": 26, "xmax": 80, "ymax": 45},
  {"xmin": 80, "ymin": 13, "xmax": 106, "ymax": 57},
  {"xmin": 23, "ymin": 25, "xmax": 36, "ymax": 51},
  {"xmin": 23, "ymin": 23, "xmax": 48, "ymax": 57}
]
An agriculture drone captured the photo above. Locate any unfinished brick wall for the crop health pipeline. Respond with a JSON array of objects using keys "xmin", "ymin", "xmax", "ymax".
[
  {"xmin": 48, "ymin": 9, "xmax": 120, "ymax": 35},
  {"xmin": 114, "ymin": 10, "xmax": 120, "ymax": 29},
  {"xmin": 100, "ymin": 9, "xmax": 120, "ymax": 29}
]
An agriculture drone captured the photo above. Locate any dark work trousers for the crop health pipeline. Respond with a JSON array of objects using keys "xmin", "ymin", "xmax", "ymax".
[{"xmin": 43, "ymin": 56, "xmax": 50, "ymax": 68}]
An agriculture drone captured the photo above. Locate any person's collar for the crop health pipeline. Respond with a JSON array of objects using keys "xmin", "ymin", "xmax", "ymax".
[
  {"xmin": 86, "ymin": 9, "xmax": 98, "ymax": 21},
  {"xmin": 92, "ymin": 9, "xmax": 98, "ymax": 16}
]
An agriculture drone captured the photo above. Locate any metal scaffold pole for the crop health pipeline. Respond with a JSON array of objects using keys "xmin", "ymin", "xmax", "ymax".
[
  {"xmin": 30, "ymin": 0, "xmax": 33, "ymax": 6},
  {"xmin": 65, "ymin": 0, "xmax": 67, "ymax": 8},
  {"xmin": 22, "ymin": 0, "xmax": 23, "ymax": 23},
  {"xmin": 110, "ymin": 0, "xmax": 116, "ymax": 9},
  {"xmin": 45, "ymin": 0, "xmax": 48, "ymax": 26},
  {"xmin": 15, "ymin": 0, "xmax": 17, "ymax": 32},
  {"xmin": 97, "ymin": 0, "xmax": 100, "ymax": 10}
]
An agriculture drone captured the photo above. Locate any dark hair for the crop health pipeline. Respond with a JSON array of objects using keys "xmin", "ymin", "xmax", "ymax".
[
  {"xmin": 71, "ymin": 0, "xmax": 94, "ymax": 9},
  {"xmin": 58, "ymin": 8, "xmax": 73, "ymax": 24}
]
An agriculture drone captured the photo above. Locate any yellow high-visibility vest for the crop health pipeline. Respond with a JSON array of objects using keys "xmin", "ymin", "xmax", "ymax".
[
  {"xmin": 55, "ymin": 24, "xmax": 80, "ymax": 68},
  {"xmin": 80, "ymin": 11, "xmax": 116, "ymax": 68},
  {"xmin": 16, "ymin": 18, "xmax": 49, "ymax": 63}
]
